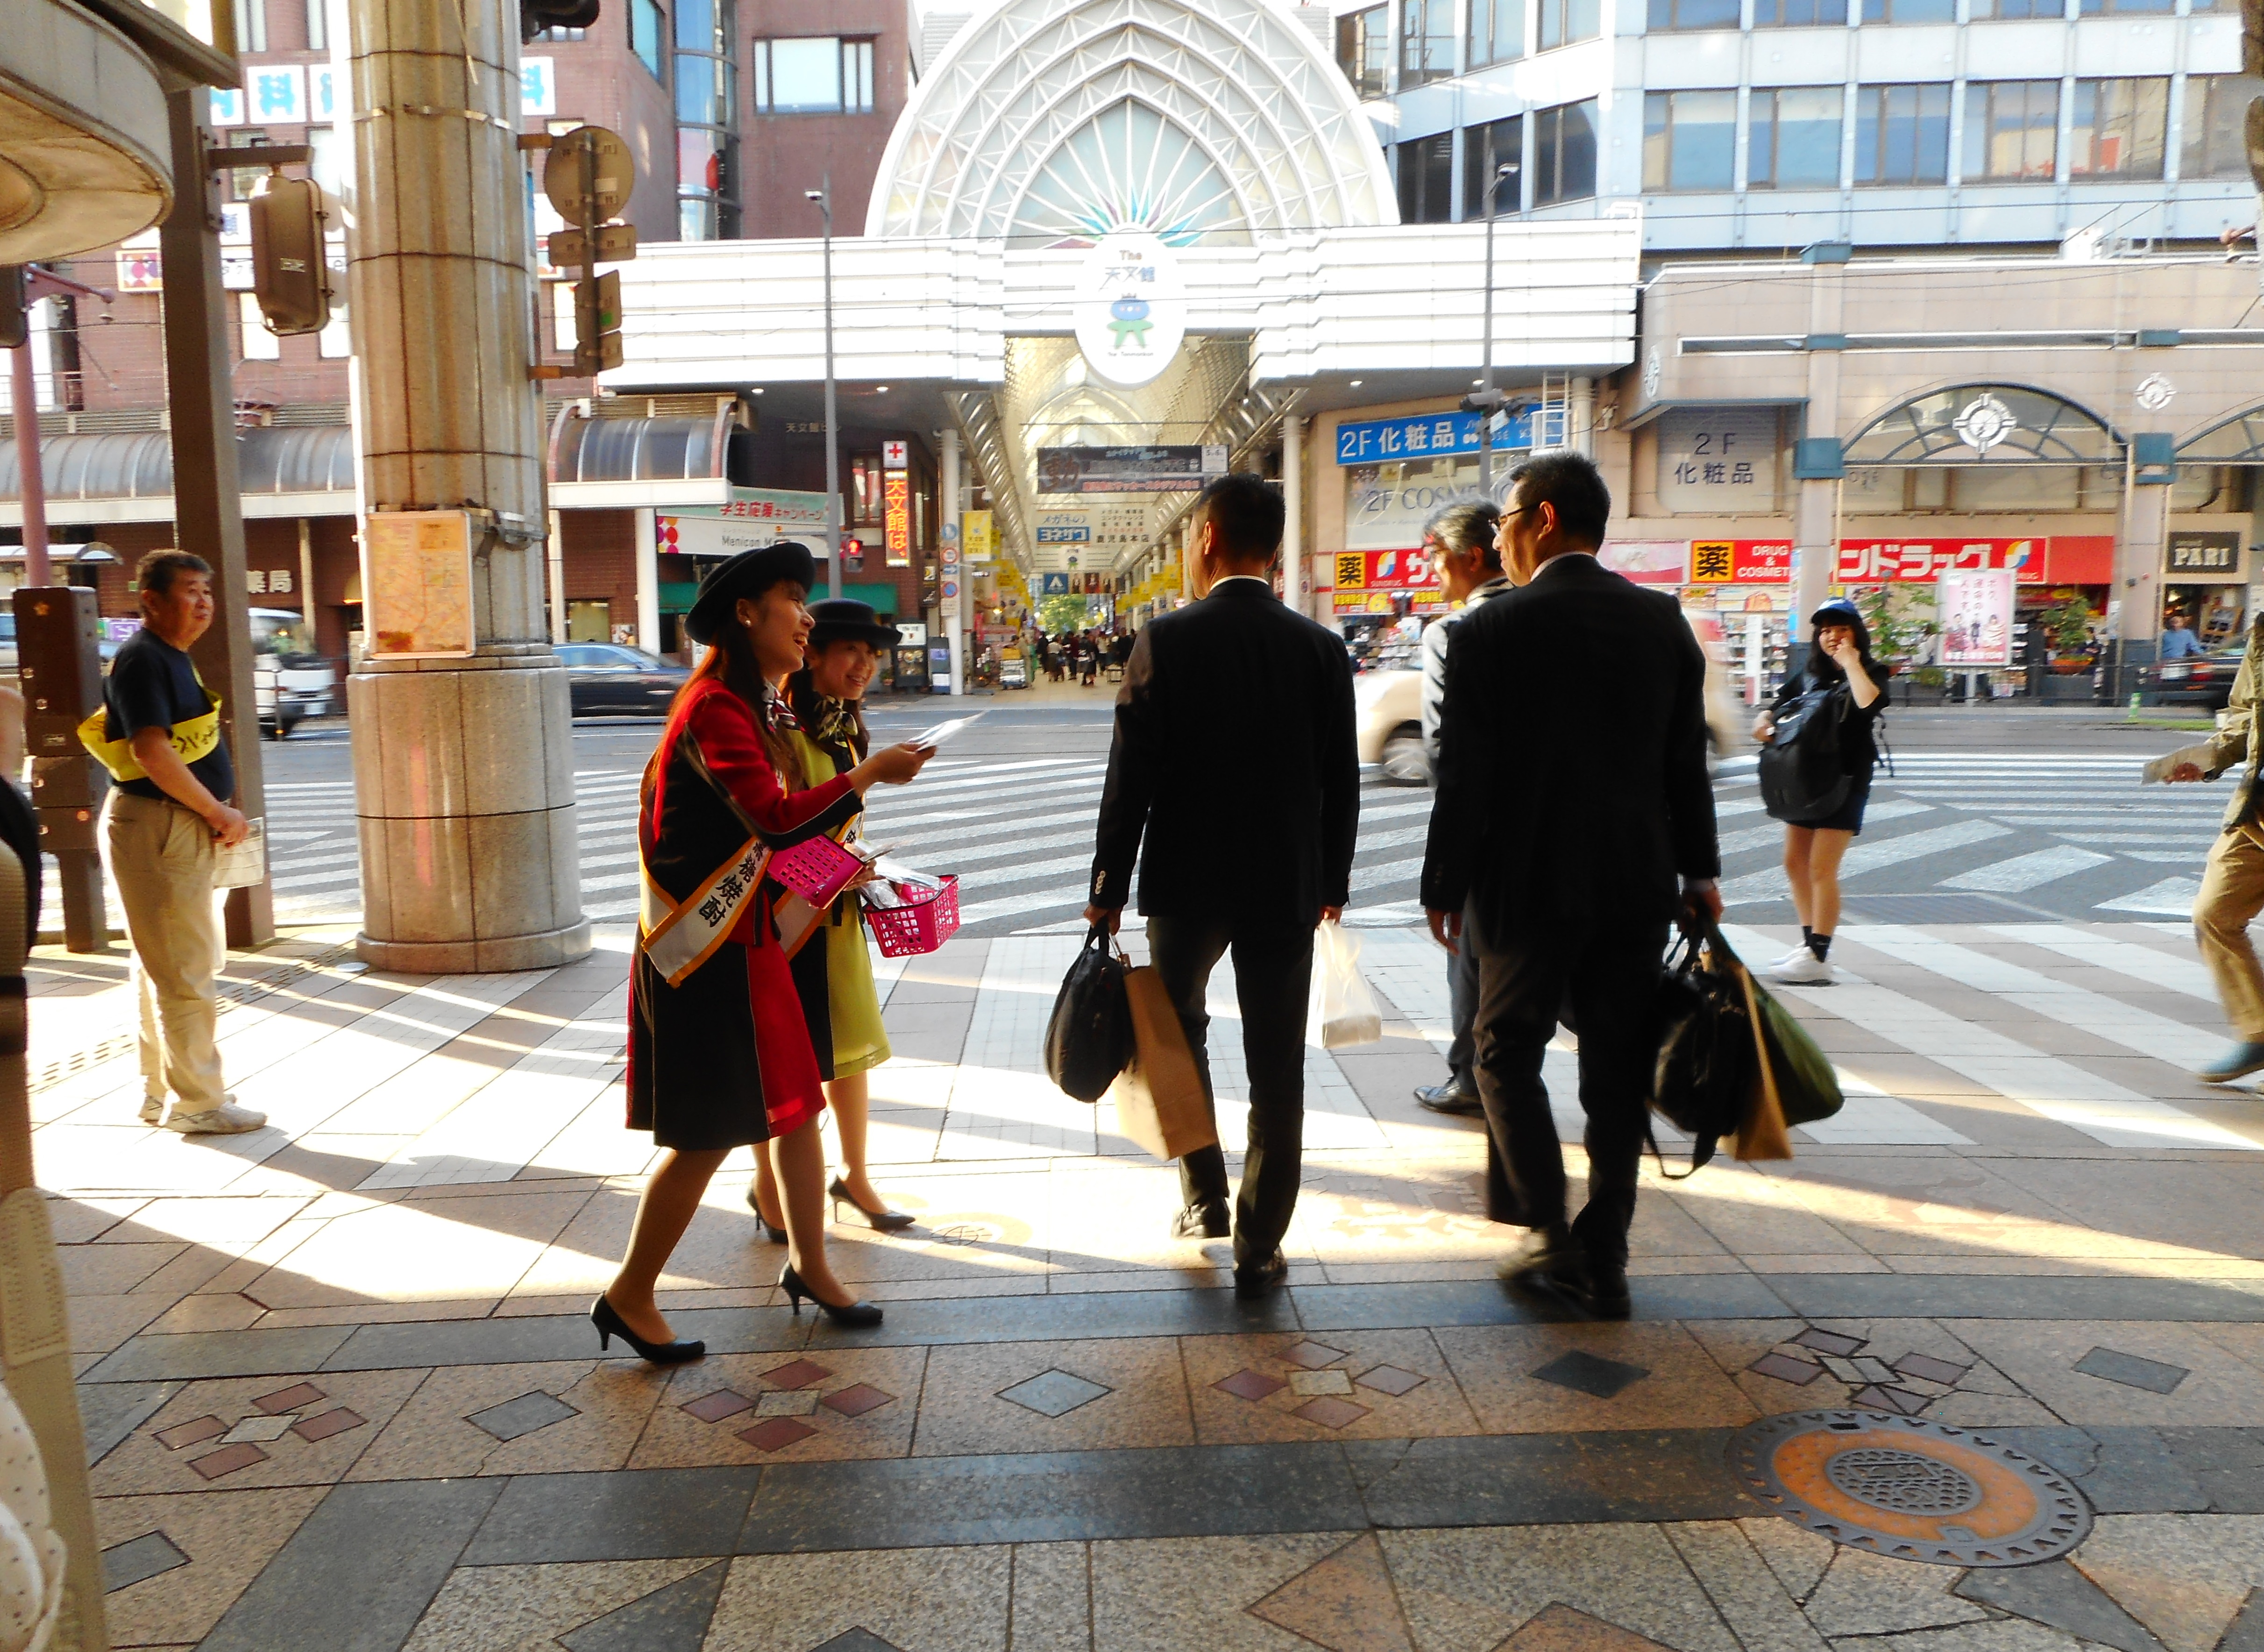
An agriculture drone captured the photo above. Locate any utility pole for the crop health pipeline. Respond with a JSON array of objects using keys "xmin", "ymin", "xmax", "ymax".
[
  {"xmin": 807, "ymin": 177, "xmax": 841, "ymax": 600},
  {"xmin": 1465, "ymin": 160, "xmax": 1519, "ymax": 496}
]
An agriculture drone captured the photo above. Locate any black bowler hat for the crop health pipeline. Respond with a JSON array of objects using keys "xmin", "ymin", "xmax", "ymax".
[
  {"xmin": 684, "ymin": 541, "xmax": 818, "ymax": 645},
  {"xmin": 806, "ymin": 598, "xmax": 900, "ymax": 652}
]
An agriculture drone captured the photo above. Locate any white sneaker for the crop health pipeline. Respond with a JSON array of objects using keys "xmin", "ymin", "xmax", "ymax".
[
  {"xmin": 1761, "ymin": 952, "xmax": 1835, "ymax": 986},
  {"xmin": 138, "ymin": 1095, "xmax": 165, "ymax": 1126},
  {"xmin": 162, "ymin": 1100, "xmax": 268, "ymax": 1135},
  {"xmin": 1766, "ymin": 943, "xmax": 1812, "ymax": 969}
]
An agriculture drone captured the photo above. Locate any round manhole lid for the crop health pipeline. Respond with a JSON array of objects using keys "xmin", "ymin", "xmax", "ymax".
[{"xmin": 1731, "ymin": 1410, "xmax": 2092, "ymax": 1567}]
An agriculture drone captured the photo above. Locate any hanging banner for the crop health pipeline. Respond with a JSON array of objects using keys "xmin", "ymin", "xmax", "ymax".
[
  {"xmin": 1072, "ymin": 232, "xmax": 1187, "ymax": 389},
  {"xmin": 1598, "ymin": 540, "xmax": 1689, "ymax": 586},
  {"xmin": 1938, "ymin": 567, "xmax": 2016, "ymax": 668},
  {"xmin": 1036, "ymin": 445, "xmax": 1226, "ymax": 495},
  {"xmin": 961, "ymin": 510, "xmax": 996, "ymax": 563}
]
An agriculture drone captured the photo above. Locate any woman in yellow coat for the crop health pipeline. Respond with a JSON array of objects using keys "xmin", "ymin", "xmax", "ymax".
[{"xmin": 750, "ymin": 599, "xmax": 916, "ymax": 1234}]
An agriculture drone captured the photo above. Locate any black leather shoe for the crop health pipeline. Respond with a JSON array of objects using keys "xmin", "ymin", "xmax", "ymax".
[
  {"xmin": 1579, "ymin": 1260, "xmax": 1632, "ymax": 1320},
  {"xmin": 1171, "ymin": 1202, "xmax": 1230, "ymax": 1239},
  {"xmin": 1233, "ymin": 1249, "xmax": 1288, "ymax": 1299},
  {"xmin": 1414, "ymin": 1080, "xmax": 1482, "ymax": 1116},
  {"xmin": 1496, "ymin": 1224, "xmax": 1586, "ymax": 1301}
]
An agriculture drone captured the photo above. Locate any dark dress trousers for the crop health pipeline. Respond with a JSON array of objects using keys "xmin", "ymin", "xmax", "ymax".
[
  {"xmin": 1090, "ymin": 578, "xmax": 1359, "ymax": 1265},
  {"xmin": 1419, "ymin": 554, "xmax": 1720, "ymax": 1263}
]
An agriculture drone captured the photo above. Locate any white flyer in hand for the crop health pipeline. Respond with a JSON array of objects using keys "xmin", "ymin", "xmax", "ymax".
[{"xmin": 910, "ymin": 712, "xmax": 985, "ymax": 749}]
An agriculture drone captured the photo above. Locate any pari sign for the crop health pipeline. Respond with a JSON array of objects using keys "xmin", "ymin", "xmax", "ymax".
[{"xmin": 1073, "ymin": 233, "xmax": 1186, "ymax": 389}]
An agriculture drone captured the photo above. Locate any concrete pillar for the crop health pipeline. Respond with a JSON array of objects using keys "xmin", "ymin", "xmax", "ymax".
[
  {"xmin": 634, "ymin": 508, "xmax": 659, "ymax": 654},
  {"xmin": 1790, "ymin": 259, "xmax": 1846, "ymax": 669},
  {"xmin": 2119, "ymin": 467, "xmax": 2169, "ymax": 695},
  {"xmin": 344, "ymin": 0, "xmax": 587, "ymax": 973},
  {"xmin": 941, "ymin": 427, "xmax": 964, "ymax": 697},
  {"xmin": 1282, "ymin": 413, "xmax": 1304, "ymax": 619},
  {"xmin": 163, "ymin": 86, "xmax": 273, "ymax": 948},
  {"xmin": 1570, "ymin": 378, "xmax": 1595, "ymax": 458},
  {"xmin": 547, "ymin": 507, "xmax": 567, "ymax": 645}
]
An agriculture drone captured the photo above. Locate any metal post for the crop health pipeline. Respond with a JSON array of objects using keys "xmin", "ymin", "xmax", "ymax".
[
  {"xmin": 1476, "ymin": 162, "xmax": 1515, "ymax": 496},
  {"xmin": 1282, "ymin": 413, "xmax": 1303, "ymax": 617},
  {"xmin": 547, "ymin": 506, "xmax": 567, "ymax": 644},
  {"xmin": 941, "ymin": 426, "xmax": 963, "ymax": 697},
  {"xmin": 812, "ymin": 177, "xmax": 841, "ymax": 601},
  {"xmin": 8, "ymin": 338, "xmax": 50, "ymax": 588}
]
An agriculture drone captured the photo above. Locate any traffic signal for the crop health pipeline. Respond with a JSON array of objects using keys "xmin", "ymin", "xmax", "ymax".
[
  {"xmin": 520, "ymin": 0, "xmax": 600, "ymax": 40},
  {"xmin": 573, "ymin": 271, "xmax": 623, "ymax": 374},
  {"xmin": 249, "ymin": 172, "xmax": 333, "ymax": 335}
]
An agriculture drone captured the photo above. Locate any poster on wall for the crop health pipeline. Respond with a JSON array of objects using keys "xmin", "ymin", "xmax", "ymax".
[
  {"xmin": 1938, "ymin": 567, "xmax": 2016, "ymax": 669},
  {"xmin": 362, "ymin": 511, "xmax": 476, "ymax": 658}
]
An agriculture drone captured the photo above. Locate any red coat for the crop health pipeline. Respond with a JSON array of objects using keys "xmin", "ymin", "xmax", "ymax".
[{"xmin": 627, "ymin": 678, "xmax": 857, "ymax": 1150}]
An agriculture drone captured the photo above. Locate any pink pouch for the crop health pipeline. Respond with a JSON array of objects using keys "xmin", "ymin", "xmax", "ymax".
[{"xmin": 768, "ymin": 835, "xmax": 864, "ymax": 906}]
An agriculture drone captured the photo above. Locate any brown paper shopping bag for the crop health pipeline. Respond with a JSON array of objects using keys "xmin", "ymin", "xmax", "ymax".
[
  {"xmin": 1731, "ymin": 964, "xmax": 1795, "ymax": 1163},
  {"xmin": 1107, "ymin": 964, "xmax": 1219, "ymax": 1162}
]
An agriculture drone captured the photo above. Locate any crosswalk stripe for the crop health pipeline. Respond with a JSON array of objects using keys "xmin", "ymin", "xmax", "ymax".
[
  {"xmin": 1721, "ymin": 818, "xmax": 2012, "ymax": 904},
  {"xmin": 2096, "ymin": 877, "xmax": 2200, "ymax": 915},
  {"xmin": 1983, "ymin": 924, "xmax": 2217, "ymax": 1001},
  {"xmin": 1940, "ymin": 845, "xmax": 2111, "ymax": 892}
]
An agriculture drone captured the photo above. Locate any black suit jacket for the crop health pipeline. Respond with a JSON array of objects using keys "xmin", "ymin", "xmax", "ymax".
[
  {"xmin": 1420, "ymin": 554, "xmax": 1719, "ymax": 944},
  {"xmin": 1091, "ymin": 579, "xmax": 1359, "ymax": 929}
]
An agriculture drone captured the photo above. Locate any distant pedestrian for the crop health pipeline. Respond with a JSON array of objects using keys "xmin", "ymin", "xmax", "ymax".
[
  {"xmin": 83, "ymin": 551, "xmax": 265, "ymax": 1135},
  {"xmin": 1753, "ymin": 598, "xmax": 1886, "ymax": 986},
  {"xmin": 1086, "ymin": 473, "xmax": 1359, "ymax": 1299},
  {"xmin": 2161, "ymin": 611, "xmax": 2204, "ymax": 661},
  {"xmin": 1411, "ymin": 497, "xmax": 1505, "ymax": 1120},
  {"xmin": 603, "ymin": 544, "xmax": 930, "ymax": 1364},
  {"xmin": 1080, "ymin": 634, "xmax": 1099, "ymax": 688},
  {"xmin": 2165, "ymin": 607, "xmax": 2264, "ymax": 1081},
  {"xmin": 1420, "ymin": 452, "xmax": 1719, "ymax": 1320}
]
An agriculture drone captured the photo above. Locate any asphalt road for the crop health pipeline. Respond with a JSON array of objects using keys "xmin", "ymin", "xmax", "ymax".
[{"xmin": 215, "ymin": 695, "xmax": 2226, "ymax": 936}]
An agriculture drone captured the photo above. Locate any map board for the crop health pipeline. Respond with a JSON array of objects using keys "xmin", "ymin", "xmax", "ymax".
[{"xmin": 363, "ymin": 510, "xmax": 476, "ymax": 658}]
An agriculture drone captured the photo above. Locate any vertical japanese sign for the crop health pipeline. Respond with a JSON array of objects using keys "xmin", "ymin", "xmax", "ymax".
[
  {"xmin": 1938, "ymin": 567, "xmax": 2016, "ymax": 669},
  {"xmin": 882, "ymin": 440, "xmax": 910, "ymax": 568},
  {"xmin": 962, "ymin": 510, "xmax": 996, "ymax": 563}
]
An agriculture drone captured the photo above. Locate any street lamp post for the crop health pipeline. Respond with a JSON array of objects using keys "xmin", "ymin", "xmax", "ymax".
[
  {"xmin": 805, "ymin": 177, "xmax": 842, "ymax": 600},
  {"xmin": 1470, "ymin": 160, "xmax": 1519, "ymax": 497}
]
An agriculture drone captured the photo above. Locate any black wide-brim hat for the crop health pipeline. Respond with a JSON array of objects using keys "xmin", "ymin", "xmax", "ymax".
[
  {"xmin": 684, "ymin": 541, "xmax": 818, "ymax": 645},
  {"xmin": 806, "ymin": 598, "xmax": 901, "ymax": 652}
]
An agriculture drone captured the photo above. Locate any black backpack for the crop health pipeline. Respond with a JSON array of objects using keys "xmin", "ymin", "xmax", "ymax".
[
  {"xmin": 1043, "ymin": 924, "xmax": 1134, "ymax": 1102},
  {"xmin": 1757, "ymin": 685, "xmax": 1852, "ymax": 825},
  {"xmin": 1651, "ymin": 920, "xmax": 1755, "ymax": 1176}
]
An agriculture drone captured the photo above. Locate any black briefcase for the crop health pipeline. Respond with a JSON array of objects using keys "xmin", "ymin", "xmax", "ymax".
[{"xmin": 1043, "ymin": 923, "xmax": 1134, "ymax": 1103}]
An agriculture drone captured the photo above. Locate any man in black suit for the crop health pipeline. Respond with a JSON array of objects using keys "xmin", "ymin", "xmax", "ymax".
[
  {"xmin": 1420, "ymin": 452, "xmax": 1720, "ymax": 1319},
  {"xmin": 1086, "ymin": 473, "xmax": 1360, "ymax": 1298}
]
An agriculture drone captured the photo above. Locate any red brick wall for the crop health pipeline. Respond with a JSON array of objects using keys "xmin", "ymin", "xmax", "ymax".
[
  {"xmin": 562, "ymin": 510, "xmax": 640, "ymax": 626},
  {"xmin": 739, "ymin": 0, "xmax": 912, "ymax": 239}
]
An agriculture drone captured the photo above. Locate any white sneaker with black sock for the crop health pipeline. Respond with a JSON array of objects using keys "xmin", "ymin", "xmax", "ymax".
[{"xmin": 1762, "ymin": 950, "xmax": 1834, "ymax": 985}]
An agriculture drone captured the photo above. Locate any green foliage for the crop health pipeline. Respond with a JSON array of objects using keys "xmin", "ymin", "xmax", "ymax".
[
  {"xmin": 1036, "ymin": 594, "xmax": 1090, "ymax": 634},
  {"xmin": 1855, "ymin": 585, "xmax": 1935, "ymax": 668},
  {"xmin": 2044, "ymin": 596, "xmax": 2096, "ymax": 654}
]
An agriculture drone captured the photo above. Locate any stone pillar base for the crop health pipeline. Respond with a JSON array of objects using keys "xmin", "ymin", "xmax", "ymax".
[{"xmin": 355, "ymin": 918, "xmax": 593, "ymax": 975}]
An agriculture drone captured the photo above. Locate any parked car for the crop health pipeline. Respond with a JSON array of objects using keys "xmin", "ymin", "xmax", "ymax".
[
  {"xmin": 560, "ymin": 642, "xmax": 689, "ymax": 716},
  {"xmin": 2142, "ymin": 641, "xmax": 2244, "ymax": 709},
  {"xmin": 248, "ymin": 608, "xmax": 339, "ymax": 737}
]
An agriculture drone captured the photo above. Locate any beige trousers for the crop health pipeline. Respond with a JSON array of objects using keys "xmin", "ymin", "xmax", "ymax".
[
  {"xmin": 2194, "ymin": 823, "xmax": 2264, "ymax": 1041},
  {"xmin": 100, "ymin": 792, "xmax": 227, "ymax": 1112}
]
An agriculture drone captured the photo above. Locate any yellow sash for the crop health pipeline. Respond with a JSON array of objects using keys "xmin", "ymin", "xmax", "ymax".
[{"xmin": 76, "ymin": 683, "xmax": 223, "ymax": 785}]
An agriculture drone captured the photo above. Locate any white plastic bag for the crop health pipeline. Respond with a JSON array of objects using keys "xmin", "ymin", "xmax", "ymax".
[{"xmin": 1307, "ymin": 921, "xmax": 1383, "ymax": 1049}]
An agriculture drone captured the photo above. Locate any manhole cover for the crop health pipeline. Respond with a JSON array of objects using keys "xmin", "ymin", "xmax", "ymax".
[
  {"xmin": 1730, "ymin": 1410, "xmax": 2091, "ymax": 1567},
  {"xmin": 930, "ymin": 1223, "xmax": 996, "ymax": 1247}
]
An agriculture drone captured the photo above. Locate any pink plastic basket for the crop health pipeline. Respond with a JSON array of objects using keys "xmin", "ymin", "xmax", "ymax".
[{"xmin": 863, "ymin": 875, "xmax": 960, "ymax": 957}]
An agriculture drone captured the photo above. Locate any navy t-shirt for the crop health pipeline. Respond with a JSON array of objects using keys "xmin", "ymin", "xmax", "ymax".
[{"xmin": 103, "ymin": 629, "xmax": 235, "ymax": 806}]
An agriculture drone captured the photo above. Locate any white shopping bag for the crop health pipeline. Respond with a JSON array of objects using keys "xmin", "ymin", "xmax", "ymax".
[{"xmin": 1306, "ymin": 920, "xmax": 1383, "ymax": 1049}]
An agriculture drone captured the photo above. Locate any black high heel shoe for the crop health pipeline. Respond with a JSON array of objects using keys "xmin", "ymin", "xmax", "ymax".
[
  {"xmin": 828, "ymin": 1175, "xmax": 916, "ymax": 1233},
  {"xmin": 745, "ymin": 1185, "xmax": 788, "ymax": 1243},
  {"xmin": 779, "ymin": 1263, "xmax": 883, "ymax": 1328},
  {"xmin": 591, "ymin": 1295, "xmax": 705, "ymax": 1365}
]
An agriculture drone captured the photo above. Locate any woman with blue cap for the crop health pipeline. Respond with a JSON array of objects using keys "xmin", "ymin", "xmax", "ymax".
[
  {"xmin": 1753, "ymin": 597, "xmax": 1887, "ymax": 985},
  {"xmin": 595, "ymin": 543, "xmax": 932, "ymax": 1364}
]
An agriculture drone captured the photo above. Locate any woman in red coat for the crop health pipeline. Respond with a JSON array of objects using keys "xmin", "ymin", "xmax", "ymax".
[{"xmin": 596, "ymin": 542, "xmax": 930, "ymax": 1363}]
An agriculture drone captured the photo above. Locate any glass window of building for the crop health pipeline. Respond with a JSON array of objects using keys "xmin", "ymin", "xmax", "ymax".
[
  {"xmin": 1970, "ymin": 0, "xmax": 2060, "ymax": 16},
  {"xmin": 1755, "ymin": 0, "xmax": 1848, "ymax": 24},
  {"xmin": 1336, "ymin": 5, "xmax": 1389, "ymax": 97},
  {"xmin": 1853, "ymin": 83, "xmax": 1950, "ymax": 183},
  {"xmin": 2079, "ymin": 0, "xmax": 2172, "ymax": 14},
  {"xmin": 2068, "ymin": 78, "xmax": 2167, "ymax": 178},
  {"xmin": 303, "ymin": 0, "xmax": 324, "ymax": 50},
  {"xmin": 676, "ymin": 0, "xmax": 738, "ymax": 241},
  {"xmin": 1749, "ymin": 87, "xmax": 1844, "ymax": 187},
  {"xmin": 1399, "ymin": 0, "xmax": 1454, "ymax": 87},
  {"xmin": 1469, "ymin": 0, "xmax": 1525, "ymax": 67},
  {"xmin": 1643, "ymin": 90, "xmax": 1736, "ymax": 191},
  {"xmin": 753, "ymin": 36, "xmax": 875, "ymax": 113},
  {"xmin": 232, "ymin": 0, "xmax": 266, "ymax": 53},
  {"xmin": 631, "ymin": 0, "xmax": 666, "ymax": 81},
  {"xmin": 1539, "ymin": 0, "xmax": 1600, "ymax": 50},
  {"xmin": 1649, "ymin": 0, "xmax": 1739, "ymax": 29},
  {"xmin": 1397, "ymin": 134, "xmax": 1455, "ymax": 222},
  {"xmin": 1860, "ymin": 0, "xmax": 1954, "ymax": 21},
  {"xmin": 1534, "ymin": 99, "xmax": 1599, "ymax": 201},
  {"xmin": 851, "ymin": 455, "xmax": 884, "ymax": 526},
  {"xmin": 1963, "ymin": 80, "xmax": 2059, "ymax": 180},
  {"xmin": 1464, "ymin": 115, "xmax": 1524, "ymax": 217},
  {"xmin": 2180, "ymin": 76, "xmax": 2264, "ymax": 177}
]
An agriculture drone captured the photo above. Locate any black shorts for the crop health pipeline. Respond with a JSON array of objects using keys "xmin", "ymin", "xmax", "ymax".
[{"xmin": 1807, "ymin": 778, "xmax": 1871, "ymax": 834}]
